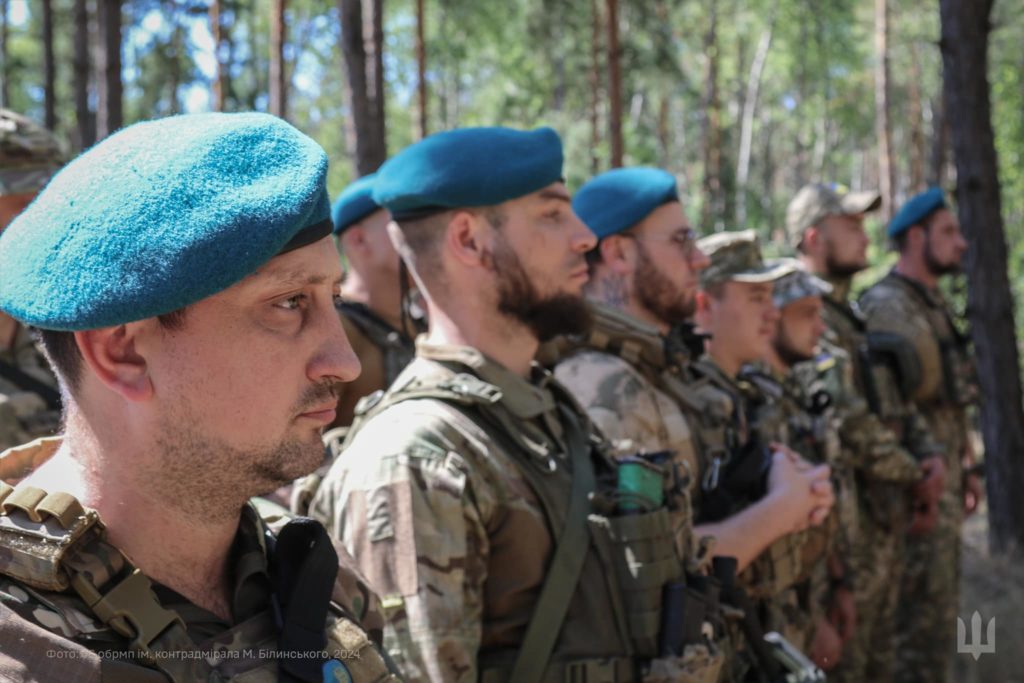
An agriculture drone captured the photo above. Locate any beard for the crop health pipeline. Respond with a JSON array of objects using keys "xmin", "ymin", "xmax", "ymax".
[
  {"xmin": 148, "ymin": 380, "xmax": 341, "ymax": 521},
  {"xmin": 772, "ymin": 329, "xmax": 816, "ymax": 367},
  {"xmin": 634, "ymin": 241, "xmax": 696, "ymax": 325},
  {"xmin": 488, "ymin": 237, "xmax": 592, "ymax": 342},
  {"xmin": 924, "ymin": 234, "xmax": 962, "ymax": 276},
  {"xmin": 824, "ymin": 249, "xmax": 866, "ymax": 278}
]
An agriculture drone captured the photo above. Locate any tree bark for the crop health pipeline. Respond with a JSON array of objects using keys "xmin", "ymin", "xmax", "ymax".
[
  {"xmin": 701, "ymin": 0, "xmax": 722, "ymax": 230},
  {"xmin": 0, "ymin": 0, "xmax": 9, "ymax": 109},
  {"xmin": 338, "ymin": 0, "xmax": 386, "ymax": 174},
  {"xmin": 210, "ymin": 0, "xmax": 225, "ymax": 112},
  {"xmin": 95, "ymin": 0, "xmax": 123, "ymax": 139},
  {"xmin": 874, "ymin": 0, "xmax": 894, "ymax": 222},
  {"xmin": 73, "ymin": 0, "xmax": 94, "ymax": 150},
  {"xmin": 908, "ymin": 41, "xmax": 925, "ymax": 192},
  {"xmin": 605, "ymin": 0, "xmax": 623, "ymax": 168},
  {"xmin": 41, "ymin": 0, "xmax": 57, "ymax": 131},
  {"xmin": 269, "ymin": 0, "xmax": 287, "ymax": 119},
  {"xmin": 736, "ymin": 12, "xmax": 775, "ymax": 226},
  {"xmin": 939, "ymin": 0, "xmax": 1024, "ymax": 554},
  {"xmin": 589, "ymin": 0, "xmax": 602, "ymax": 174},
  {"xmin": 364, "ymin": 0, "xmax": 386, "ymax": 161},
  {"xmin": 415, "ymin": 0, "xmax": 427, "ymax": 139}
]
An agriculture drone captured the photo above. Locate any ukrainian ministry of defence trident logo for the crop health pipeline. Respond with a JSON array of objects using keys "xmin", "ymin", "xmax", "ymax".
[{"xmin": 957, "ymin": 611, "xmax": 996, "ymax": 660}]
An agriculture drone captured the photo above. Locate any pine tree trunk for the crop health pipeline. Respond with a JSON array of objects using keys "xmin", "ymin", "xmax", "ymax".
[
  {"xmin": 365, "ymin": 0, "xmax": 386, "ymax": 162},
  {"xmin": 339, "ymin": 0, "xmax": 386, "ymax": 174},
  {"xmin": 73, "ymin": 0, "xmax": 95, "ymax": 150},
  {"xmin": 95, "ymin": 0, "xmax": 123, "ymax": 139},
  {"xmin": 605, "ymin": 0, "xmax": 623, "ymax": 168},
  {"xmin": 589, "ymin": 0, "xmax": 602, "ymax": 174},
  {"xmin": 0, "ymin": 0, "xmax": 10, "ymax": 109},
  {"xmin": 701, "ymin": 0, "xmax": 721, "ymax": 230},
  {"xmin": 415, "ymin": 0, "xmax": 427, "ymax": 139},
  {"xmin": 41, "ymin": 0, "xmax": 57, "ymax": 131},
  {"xmin": 874, "ymin": 0, "xmax": 894, "ymax": 221},
  {"xmin": 908, "ymin": 41, "xmax": 925, "ymax": 192},
  {"xmin": 210, "ymin": 0, "xmax": 225, "ymax": 112},
  {"xmin": 736, "ymin": 10, "xmax": 775, "ymax": 226},
  {"xmin": 939, "ymin": 0, "xmax": 1024, "ymax": 554},
  {"xmin": 269, "ymin": 0, "xmax": 287, "ymax": 119}
]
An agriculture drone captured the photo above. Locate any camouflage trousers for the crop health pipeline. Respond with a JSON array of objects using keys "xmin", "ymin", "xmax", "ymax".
[
  {"xmin": 830, "ymin": 494, "xmax": 906, "ymax": 683},
  {"xmin": 893, "ymin": 475, "xmax": 964, "ymax": 683}
]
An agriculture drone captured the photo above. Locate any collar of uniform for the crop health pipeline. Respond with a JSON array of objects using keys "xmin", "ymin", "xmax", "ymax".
[
  {"xmin": 0, "ymin": 435, "xmax": 62, "ymax": 482},
  {"xmin": 822, "ymin": 273, "xmax": 854, "ymax": 303},
  {"xmin": 151, "ymin": 502, "xmax": 273, "ymax": 635},
  {"xmin": 415, "ymin": 338, "xmax": 557, "ymax": 419},
  {"xmin": 888, "ymin": 268, "xmax": 946, "ymax": 309},
  {"xmin": 695, "ymin": 354, "xmax": 742, "ymax": 393}
]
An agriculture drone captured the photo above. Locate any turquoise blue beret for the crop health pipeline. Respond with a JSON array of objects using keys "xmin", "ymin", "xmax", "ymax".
[
  {"xmin": 889, "ymin": 187, "xmax": 946, "ymax": 238},
  {"xmin": 572, "ymin": 167, "xmax": 679, "ymax": 239},
  {"xmin": 332, "ymin": 173, "xmax": 381, "ymax": 234},
  {"xmin": 0, "ymin": 112, "xmax": 331, "ymax": 331},
  {"xmin": 372, "ymin": 127, "xmax": 564, "ymax": 219}
]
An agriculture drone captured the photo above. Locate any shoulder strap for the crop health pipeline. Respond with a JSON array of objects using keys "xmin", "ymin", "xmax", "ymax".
[
  {"xmin": 508, "ymin": 407, "xmax": 596, "ymax": 682},
  {"xmin": 352, "ymin": 371, "xmax": 605, "ymax": 677}
]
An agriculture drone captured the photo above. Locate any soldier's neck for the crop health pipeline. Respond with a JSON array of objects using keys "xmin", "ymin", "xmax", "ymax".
[
  {"xmin": 822, "ymin": 273, "xmax": 854, "ymax": 303},
  {"xmin": 894, "ymin": 257, "xmax": 939, "ymax": 290},
  {"xmin": 706, "ymin": 343, "xmax": 742, "ymax": 379},
  {"xmin": 763, "ymin": 345, "xmax": 790, "ymax": 377},
  {"xmin": 340, "ymin": 268, "xmax": 404, "ymax": 332},
  {"xmin": 25, "ymin": 432, "xmax": 237, "ymax": 621},
  {"xmin": 587, "ymin": 274, "xmax": 671, "ymax": 335},
  {"xmin": 423, "ymin": 301, "xmax": 539, "ymax": 378}
]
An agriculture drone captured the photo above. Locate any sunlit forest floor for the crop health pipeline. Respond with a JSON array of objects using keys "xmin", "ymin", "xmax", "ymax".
[{"xmin": 954, "ymin": 501, "xmax": 1024, "ymax": 682}]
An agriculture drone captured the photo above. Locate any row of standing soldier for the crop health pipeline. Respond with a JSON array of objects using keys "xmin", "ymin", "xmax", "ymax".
[{"xmin": 0, "ymin": 109, "xmax": 979, "ymax": 683}]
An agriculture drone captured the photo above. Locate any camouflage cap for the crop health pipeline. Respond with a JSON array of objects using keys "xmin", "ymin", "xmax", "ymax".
[
  {"xmin": 0, "ymin": 109, "xmax": 64, "ymax": 197},
  {"xmin": 698, "ymin": 229, "xmax": 796, "ymax": 288},
  {"xmin": 785, "ymin": 183, "xmax": 881, "ymax": 246},
  {"xmin": 771, "ymin": 260, "xmax": 833, "ymax": 308}
]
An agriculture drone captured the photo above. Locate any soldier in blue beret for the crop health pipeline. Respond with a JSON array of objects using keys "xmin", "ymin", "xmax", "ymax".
[
  {"xmin": 0, "ymin": 112, "xmax": 403, "ymax": 682},
  {"xmin": 327, "ymin": 173, "xmax": 419, "ymax": 433},
  {"xmin": 311, "ymin": 130, "xmax": 727, "ymax": 682},
  {"xmin": 860, "ymin": 187, "xmax": 978, "ymax": 683}
]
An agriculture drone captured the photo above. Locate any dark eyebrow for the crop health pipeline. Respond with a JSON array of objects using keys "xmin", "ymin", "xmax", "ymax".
[
  {"xmin": 538, "ymin": 188, "xmax": 572, "ymax": 203},
  {"xmin": 252, "ymin": 268, "xmax": 344, "ymax": 288}
]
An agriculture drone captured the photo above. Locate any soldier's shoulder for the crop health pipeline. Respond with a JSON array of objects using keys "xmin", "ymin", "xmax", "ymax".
[
  {"xmin": 554, "ymin": 349, "xmax": 656, "ymax": 406},
  {"xmin": 0, "ymin": 591, "xmax": 104, "ymax": 681}
]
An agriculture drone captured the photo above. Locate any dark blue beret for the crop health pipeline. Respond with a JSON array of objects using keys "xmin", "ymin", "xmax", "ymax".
[
  {"xmin": 0, "ymin": 112, "xmax": 331, "ymax": 331},
  {"xmin": 889, "ymin": 187, "xmax": 947, "ymax": 238},
  {"xmin": 572, "ymin": 167, "xmax": 679, "ymax": 239},
  {"xmin": 332, "ymin": 173, "xmax": 381, "ymax": 234},
  {"xmin": 372, "ymin": 127, "xmax": 564, "ymax": 219}
]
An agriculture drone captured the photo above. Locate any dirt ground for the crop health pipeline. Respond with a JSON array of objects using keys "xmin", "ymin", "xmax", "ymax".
[{"xmin": 953, "ymin": 502, "xmax": 1024, "ymax": 682}]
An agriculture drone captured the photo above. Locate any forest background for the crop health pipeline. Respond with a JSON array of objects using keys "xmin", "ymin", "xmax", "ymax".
[{"xmin": 3, "ymin": 2, "xmax": 1024, "ymax": 629}]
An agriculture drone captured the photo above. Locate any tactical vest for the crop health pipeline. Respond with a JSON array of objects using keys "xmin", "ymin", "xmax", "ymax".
[
  {"xmin": 864, "ymin": 272, "xmax": 978, "ymax": 410},
  {"xmin": 345, "ymin": 361, "xmax": 724, "ymax": 683},
  {"xmin": 0, "ymin": 441, "xmax": 399, "ymax": 683}
]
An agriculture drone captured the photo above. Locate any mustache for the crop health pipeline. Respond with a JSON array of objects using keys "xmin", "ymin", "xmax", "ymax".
[{"xmin": 294, "ymin": 381, "xmax": 344, "ymax": 413}]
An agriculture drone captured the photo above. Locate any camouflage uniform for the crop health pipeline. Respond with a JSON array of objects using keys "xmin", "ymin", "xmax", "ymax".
[
  {"xmin": 0, "ymin": 110, "xmax": 63, "ymax": 452},
  {"xmin": 689, "ymin": 358, "xmax": 826, "ymax": 657},
  {"xmin": 817, "ymin": 279, "xmax": 936, "ymax": 683},
  {"xmin": 861, "ymin": 270, "xmax": 976, "ymax": 683},
  {"xmin": 332, "ymin": 301, "xmax": 418, "ymax": 430},
  {"xmin": 0, "ymin": 437, "xmax": 402, "ymax": 683},
  {"xmin": 310, "ymin": 339, "xmax": 722, "ymax": 683}
]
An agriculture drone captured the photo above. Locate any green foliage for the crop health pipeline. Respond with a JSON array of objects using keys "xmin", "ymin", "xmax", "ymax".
[{"xmin": 0, "ymin": 0, "xmax": 1021, "ymax": 347}]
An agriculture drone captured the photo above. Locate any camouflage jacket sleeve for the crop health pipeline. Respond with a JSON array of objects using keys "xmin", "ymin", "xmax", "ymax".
[
  {"xmin": 0, "ymin": 602, "xmax": 104, "ymax": 683},
  {"xmin": 553, "ymin": 351, "xmax": 700, "ymax": 490},
  {"xmin": 309, "ymin": 400, "xmax": 491, "ymax": 683}
]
